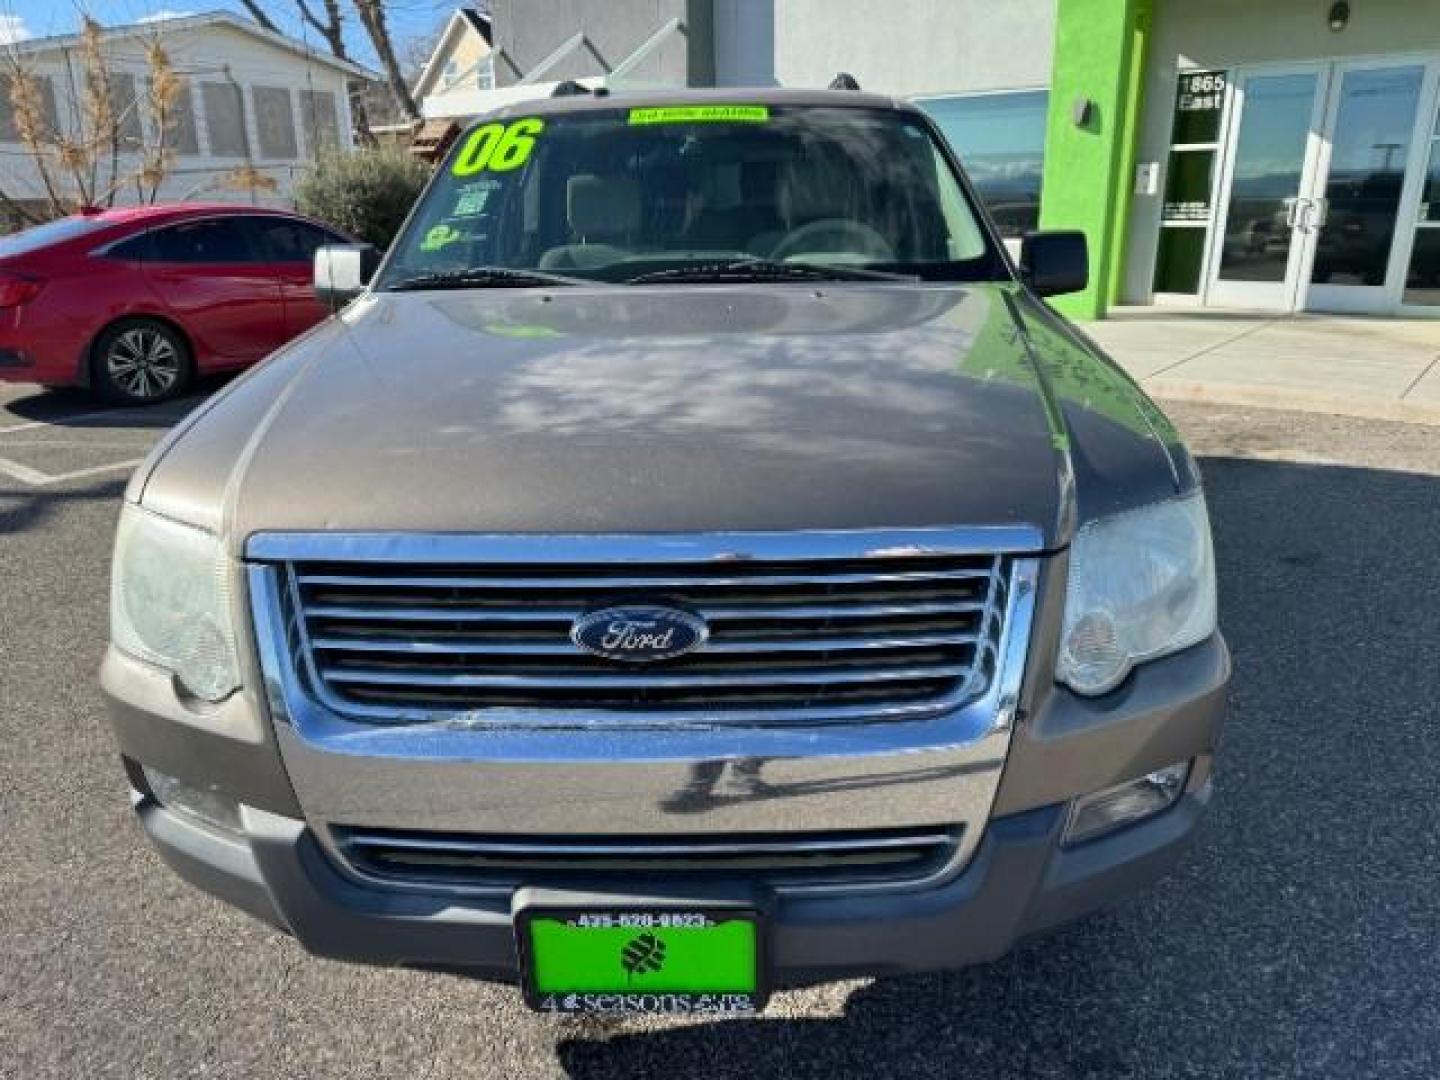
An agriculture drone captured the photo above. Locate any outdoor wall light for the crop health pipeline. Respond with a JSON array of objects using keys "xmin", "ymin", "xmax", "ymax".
[
  {"xmin": 1072, "ymin": 96, "xmax": 1094, "ymax": 127},
  {"xmin": 1328, "ymin": 1, "xmax": 1351, "ymax": 31}
]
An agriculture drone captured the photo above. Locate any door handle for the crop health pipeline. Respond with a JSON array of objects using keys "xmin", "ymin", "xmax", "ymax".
[
  {"xmin": 1309, "ymin": 197, "xmax": 1328, "ymax": 232},
  {"xmin": 1284, "ymin": 197, "xmax": 1302, "ymax": 230}
]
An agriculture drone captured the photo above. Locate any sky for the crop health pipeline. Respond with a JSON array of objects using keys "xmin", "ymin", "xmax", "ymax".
[{"xmin": 0, "ymin": 0, "xmax": 462, "ymax": 69}]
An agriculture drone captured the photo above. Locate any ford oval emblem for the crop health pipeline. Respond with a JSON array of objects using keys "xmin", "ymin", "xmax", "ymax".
[{"xmin": 571, "ymin": 605, "xmax": 709, "ymax": 663}]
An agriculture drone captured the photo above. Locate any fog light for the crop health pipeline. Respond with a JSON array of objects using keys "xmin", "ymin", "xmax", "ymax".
[
  {"xmin": 141, "ymin": 766, "xmax": 242, "ymax": 835},
  {"xmin": 1063, "ymin": 761, "xmax": 1190, "ymax": 846}
]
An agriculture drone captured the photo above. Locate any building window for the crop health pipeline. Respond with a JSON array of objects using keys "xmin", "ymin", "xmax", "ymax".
[
  {"xmin": 917, "ymin": 90, "xmax": 1049, "ymax": 238},
  {"xmin": 441, "ymin": 60, "xmax": 461, "ymax": 90},
  {"xmin": 477, "ymin": 57, "xmax": 495, "ymax": 90},
  {"xmin": 1404, "ymin": 108, "xmax": 1440, "ymax": 306},
  {"xmin": 151, "ymin": 78, "xmax": 200, "ymax": 155},
  {"xmin": 0, "ymin": 72, "xmax": 59, "ymax": 142},
  {"xmin": 109, "ymin": 74, "xmax": 144, "ymax": 151},
  {"xmin": 201, "ymin": 81, "xmax": 249, "ymax": 158},
  {"xmin": 1155, "ymin": 69, "xmax": 1228, "ymax": 295},
  {"xmin": 253, "ymin": 85, "xmax": 298, "ymax": 159},
  {"xmin": 299, "ymin": 88, "xmax": 341, "ymax": 152}
]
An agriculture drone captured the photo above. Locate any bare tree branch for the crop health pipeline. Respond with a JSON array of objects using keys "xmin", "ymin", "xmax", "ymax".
[
  {"xmin": 352, "ymin": 0, "xmax": 418, "ymax": 122},
  {"xmin": 4, "ymin": 62, "xmax": 65, "ymax": 214},
  {"xmin": 0, "ymin": 17, "xmax": 184, "ymax": 221},
  {"xmin": 295, "ymin": 0, "xmax": 336, "ymax": 48},
  {"xmin": 293, "ymin": 0, "xmax": 373, "ymax": 144},
  {"xmin": 237, "ymin": 0, "xmax": 281, "ymax": 35}
]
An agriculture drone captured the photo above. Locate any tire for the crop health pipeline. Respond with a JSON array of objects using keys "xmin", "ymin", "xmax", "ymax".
[{"xmin": 91, "ymin": 318, "xmax": 193, "ymax": 405}]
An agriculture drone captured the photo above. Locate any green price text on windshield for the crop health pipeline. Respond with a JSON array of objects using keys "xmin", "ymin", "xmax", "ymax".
[
  {"xmin": 452, "ymin": 118, "xmax": 545, "ymax": 177},
  {"xmin": 627, "ymin": 105, "xmax": 770, "ymax": 125}
]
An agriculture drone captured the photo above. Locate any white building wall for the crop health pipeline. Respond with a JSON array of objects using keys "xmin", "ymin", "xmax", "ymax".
[
  {"xmin": 1124, "ymin": 0, "xmax": 1440, "ymax": 303},
  {"xmin": 713, "ymin": 0, "xmax": 777, "ymax": 86},
  {"xmin": 0, "ymin": 21, "xmax": 357, "ymax": 213},
  {"xmin": 759, "ymin": 0, "xmax": 1055, "ymax": 96}
]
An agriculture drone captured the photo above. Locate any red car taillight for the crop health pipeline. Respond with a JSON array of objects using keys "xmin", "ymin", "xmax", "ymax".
[{"xmin": 0, "ymin": 273, "xmax": 44, "ymax": 308}]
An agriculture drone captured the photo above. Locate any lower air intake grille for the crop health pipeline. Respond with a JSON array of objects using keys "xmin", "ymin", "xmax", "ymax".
[{"xmin": 330, "ymin": 826, "xmax": 960, "ymax": 892}]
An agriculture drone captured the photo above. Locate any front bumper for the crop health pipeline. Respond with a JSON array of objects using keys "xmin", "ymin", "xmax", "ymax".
[
  {"xmin": 103, "ymin": 536, "xmax": 1230, "ymax": 987},
  {"xmin": 135, "ymin": 770, "xmax": 1213, "ymax": 988}
]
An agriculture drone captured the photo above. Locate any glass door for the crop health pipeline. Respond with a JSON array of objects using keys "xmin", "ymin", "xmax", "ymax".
[
  {"xmin": 1400, "ymin": 81, "xmax": 1440, "ymax": 310},
  {"xmin": 1304, "ymin": 61, "xmax": 1428, "ymax": 313},
  {"xmin": 1204, "ymin": 58, "xmax": 1439, "ymax": 313},
  {"xmin": 1205, "ymin": 67, "xmax": 1328, "ymax": 310}
]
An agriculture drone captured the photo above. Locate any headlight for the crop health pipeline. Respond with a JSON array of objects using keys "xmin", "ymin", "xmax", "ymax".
[
  {"xmin": 1057, "ymin": 493, "xmax": 1217, "ymax": 696},
  {"xmin": 110, "ymin": 504, "xmax": 241, "ymax": 702}
]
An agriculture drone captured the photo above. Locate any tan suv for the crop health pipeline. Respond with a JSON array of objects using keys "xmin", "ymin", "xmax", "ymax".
[{"xmin": 104, "ymin": 88, "xmax": 1227, "ymax": 1015}]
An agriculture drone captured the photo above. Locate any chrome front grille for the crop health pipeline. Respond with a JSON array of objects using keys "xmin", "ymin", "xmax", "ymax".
[
  {"xmin": 262, "ymin": 531, "xmax": 1021, "ymax": 726},
  {"xmin": 328, "ymin": 825, "xmax": 962, "ymax": 894}
]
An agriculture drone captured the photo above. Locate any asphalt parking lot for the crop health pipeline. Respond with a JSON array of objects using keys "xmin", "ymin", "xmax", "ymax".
[{"xmin": 2, "ymin": 380, "xmax": 1439, "ymax": 1079}]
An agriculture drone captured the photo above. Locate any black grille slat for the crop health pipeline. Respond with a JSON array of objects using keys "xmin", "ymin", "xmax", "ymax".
[
  {"xmin": 309, "ymin": 631, "xmax": 979, "ymax": 655},
  {"xmin": 332, "ymin": 825, "xmax": 961, "ymax": 890},
  {"xmin": 300, "ymin": 594, "xmax": 990, "ymax": 617},
  {"xmin": 296, "ymin": 567, "xmax": 995, "ymax": 590},
  {"xmin": 323, "ymin": 661, "xmax": 971, "ymax": 689},
  {"xmin": 285, "ymin": 551, "xmax": 1010, "ymax": 722}
]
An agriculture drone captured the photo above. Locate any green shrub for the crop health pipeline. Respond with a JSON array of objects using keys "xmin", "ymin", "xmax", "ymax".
[{"xmin": 296, "ymin": 147, "xmax": 431, "ymax": 250}]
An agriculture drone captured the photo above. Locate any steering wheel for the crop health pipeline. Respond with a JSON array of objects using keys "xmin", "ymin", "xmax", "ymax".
[{"xmin": 769, "ymin": 218, "xmax": 895, "ymax": 263}]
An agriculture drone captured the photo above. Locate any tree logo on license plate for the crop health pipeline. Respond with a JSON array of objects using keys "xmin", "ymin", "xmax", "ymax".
[{"xmin": 620, "ymin": 933, "xmax": 667, "ymax": 982}]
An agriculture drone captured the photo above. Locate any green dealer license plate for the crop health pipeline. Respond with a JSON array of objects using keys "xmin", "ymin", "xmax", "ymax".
[{"xmin": 516, "ymin": 908, "xmax": 765, "ymax": 1014}]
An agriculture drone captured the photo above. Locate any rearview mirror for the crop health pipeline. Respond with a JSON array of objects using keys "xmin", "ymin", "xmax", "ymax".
[
  {"xmin": 1019, "ymin": 231, "xmax": 1088, "ymax": 298},
  {"xmin": 314, "ymin": 243, "xmax": 381, "ymax": 311}
]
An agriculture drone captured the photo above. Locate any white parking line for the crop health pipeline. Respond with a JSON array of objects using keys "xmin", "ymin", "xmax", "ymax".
[
  {"xmin": 0, "ymin": 456, "xmax": 49, "ymax": 484},
  {"xmin": 0, "ymin": 398, "xmax": 193, "ymax": 485},
  {"xmin": 0, "ymin": 408, "xmax": 123, "ymax": 435},
  {"xmin": 0, "ymin": 455, "xmax": 143, "ymax": 487}
]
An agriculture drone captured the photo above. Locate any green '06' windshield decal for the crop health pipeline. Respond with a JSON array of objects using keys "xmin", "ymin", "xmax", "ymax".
[
  {"xmin": 451, "ymin": 118, "xmax": 544, "ymax": 176},
  {"xmin": 628, "ymin": 105, "xmax": 769, "ymax": 125}
]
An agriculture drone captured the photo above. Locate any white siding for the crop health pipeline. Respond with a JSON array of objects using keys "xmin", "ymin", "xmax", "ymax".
[{"xmin": 0, "ymin": 20, "xmax": 359, "ymax": 211}]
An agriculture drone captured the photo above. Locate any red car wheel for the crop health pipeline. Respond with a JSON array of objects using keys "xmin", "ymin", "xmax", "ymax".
[{"xmin": 92, "ymin": 318, "xmax": 193, "ymax": 405}]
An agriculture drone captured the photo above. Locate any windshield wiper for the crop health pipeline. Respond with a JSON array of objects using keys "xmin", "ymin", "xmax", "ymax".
[
  {"xmin": 387, "ymin": 266, "xmax": 592, "ymax": 291},
  {"xmin": 623, "ymin": 259, "xmax": 918, "ymax": 285}
]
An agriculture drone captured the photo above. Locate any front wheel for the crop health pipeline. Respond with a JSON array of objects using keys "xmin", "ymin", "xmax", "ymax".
[{"xmin": 92, "ymin": 319, "xmax": 192, "ymax": 405}]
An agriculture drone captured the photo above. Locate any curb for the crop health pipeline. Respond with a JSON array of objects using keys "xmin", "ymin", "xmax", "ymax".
[{"xmin": 1142, "ymin": 377, "xmax": 1440, "ymax": 428}]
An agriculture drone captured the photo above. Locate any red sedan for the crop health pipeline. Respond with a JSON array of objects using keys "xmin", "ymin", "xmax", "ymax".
[{"xmin": 0, "ymin": 204, "xmax": 352, "ymax": 404}]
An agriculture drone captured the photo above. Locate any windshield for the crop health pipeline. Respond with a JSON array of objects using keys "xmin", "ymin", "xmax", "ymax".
[{"xmin": 379, "ymin": 104, "xmax": 1003, "ymax": 288}]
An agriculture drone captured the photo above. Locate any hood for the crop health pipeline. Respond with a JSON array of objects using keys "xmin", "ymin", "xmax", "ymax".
[{"xmin": 137, "ymin": 283, "xmax": 1183, "ymax": 550}]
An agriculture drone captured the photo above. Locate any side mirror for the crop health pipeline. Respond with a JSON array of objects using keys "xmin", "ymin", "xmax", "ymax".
[
  {"xmin": 314, "ymin": 243, "xmax": 381, "ymax": 311},
  {"xmin": 1019, "ymin": 230, "xmax": 1088, "ymax": 297}
]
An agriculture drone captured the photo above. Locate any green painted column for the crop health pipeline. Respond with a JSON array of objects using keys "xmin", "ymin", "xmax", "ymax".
[{"xmin": 1038, "ymin": 0, "xmax": 1151, "ymax": 320}]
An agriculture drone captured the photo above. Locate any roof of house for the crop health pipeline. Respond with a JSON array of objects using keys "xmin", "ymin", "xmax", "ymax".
[
  {"xmin": 460, "ymin": 8, "xmax": 493, "ymax": 46},
  {"xmin": 413, "ymin": 8, "xmax": 494, "ymax": 100},
  {"xmin": 6, "ymin": 10, "xmax": 380, "ymax": 81}
]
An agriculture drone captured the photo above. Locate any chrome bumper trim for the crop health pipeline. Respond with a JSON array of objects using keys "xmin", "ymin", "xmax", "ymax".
[
  {"xmin": 261, "ymin": 528, "xmax": 1021, "ymax": 729},
  {"xmin": 246, "ymin": 526, "xmax": 1048, "ymax": 563}
]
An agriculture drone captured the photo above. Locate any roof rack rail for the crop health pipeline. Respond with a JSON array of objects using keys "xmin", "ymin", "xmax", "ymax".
[{"xmin": 828, "ymin": 72, "xmax": 861, "ymax": 91}]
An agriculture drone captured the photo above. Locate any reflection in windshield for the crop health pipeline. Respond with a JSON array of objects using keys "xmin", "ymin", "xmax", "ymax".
[{"xmin": 380, "ymin": 105, "xmax": 1001, "ymax": 288}]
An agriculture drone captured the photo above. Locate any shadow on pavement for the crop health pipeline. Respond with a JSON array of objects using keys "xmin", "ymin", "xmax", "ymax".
[
  {"xmin": 552, "ymin": 455, "xmax": 1440, "ymax": 1079},
  {"xmin": 2, "ymin": 378, "xmax": 224, "ymax": 428},
  {"xmin": 0, "ymin": 477, "xmax": 129, "ymax": 534}
]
